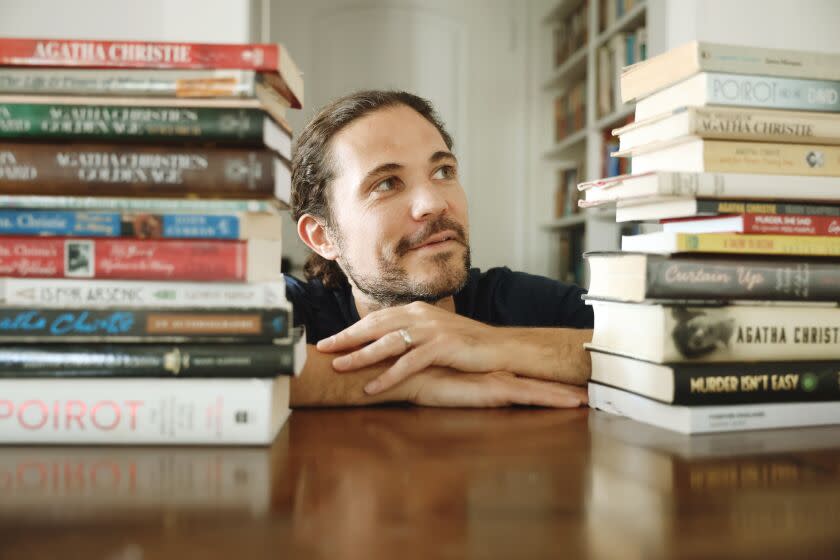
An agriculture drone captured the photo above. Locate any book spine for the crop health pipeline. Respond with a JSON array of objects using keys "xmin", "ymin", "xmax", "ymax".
[
  {"xmin": 662, "ymin": 304, "xmax": 840, "ymax": 362},
  {"xmin": 0, "ymin": 195, "xmax": 278, "ymax": 213},
  {"xmin": 701, "ymin": 43, "xmax": 840, "ymax": 82},
  {"xmin": 0, "ymin": 307, "xmax": 290, "ymax": 342},
  {"xmin": 702, "ymin": 140, "xmax": 840, "ymax": 176},
  {"xmin": 654, "ymin": 172, "xmax": 840, "ymax": 202},
  {"xmin": 0, "ymin": 343, "xmax": 296, "ymax": 377},
  {"xmin": 0, "ymin": 210, "xmax": 274, "ymax": 240},
  {"xmin": 671, "ymin": 362, "xmax": 840, "ymax": 405},
  {"xmin": 0, "ymin": 68, "xmax": 256, "ymax": 97},
  {"xmin": 0, "ymin": 38, "xmax": 280, "ymax": 71},
  {"xmin": 0, "ymin": 378, "xmax": 277, "ymax": 444},
  {"xmin": 695, "ymin": 200, "xmax": 840, "ymax": 218},
  {"xmin": 645, "ymin": 258, "xmax": 840, "ymax": 301},
  {"xmin": 0, "ymin": 142, "xmax": 275, "ymax": 198},
  {"xmin": 675, "ymin": 233, "xmax": 840, "ymax": 257},
  {"xmin": 0, "ymin": 237, "xmax": 276, "ymax": 281},
  {"xmin": 704, "ymin": 73, "xmax": 840, "ymax": 113},
  {"xmin": 0, "ymin": 103, "xmax": 266, "ymax": 144},
  {"xmin": 690, "ymin": 107, "xmax": 840, "ymax": 144},
  {"xmin": 741, "ymin": 214, "xmax": 840, "ymax": 236},
  {"xmin": 0, "ymin": 278, "xmax": 287, "ymax": 307}
]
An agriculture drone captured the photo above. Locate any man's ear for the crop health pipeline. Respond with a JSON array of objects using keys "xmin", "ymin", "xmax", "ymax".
[{"xmin": 297, "ymin": 214, "xmax": 340, "ymax": 260}]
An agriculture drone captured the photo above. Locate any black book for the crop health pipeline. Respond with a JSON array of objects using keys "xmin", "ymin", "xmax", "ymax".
[
  {"xmin": 0, "ymin": 328, "xmax": 305, "ymax": 378},
  {"xmin": 590, "ymin": 349, "xmax": 840, "ymax": 405},
  {"xmin": 585, "ymin": 252, "xmax": 840, "ymax": 302}
]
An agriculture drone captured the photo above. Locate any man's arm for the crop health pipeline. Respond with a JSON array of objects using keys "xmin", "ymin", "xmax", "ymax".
[
  {"xmin": 290, "ymin": 344, "xmax": 586, "ymax": 408},
  {"xmin": 495, "ymin": 327, "xmax": 593, "ymax": 385},
  {"xmin": 315, "ymin": 301, "xmax": 593, "ymax": 395}
]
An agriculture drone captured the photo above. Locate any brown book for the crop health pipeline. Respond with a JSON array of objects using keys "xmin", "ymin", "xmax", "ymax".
[{"xmin": 0, "ymin": 142, "xmax": 289, "ymax": 200}]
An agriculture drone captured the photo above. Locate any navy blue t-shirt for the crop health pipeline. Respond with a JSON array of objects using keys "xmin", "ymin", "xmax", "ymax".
[{"xmin": 284, "ymin": 268, "xmax": 593, "ymax": 344}]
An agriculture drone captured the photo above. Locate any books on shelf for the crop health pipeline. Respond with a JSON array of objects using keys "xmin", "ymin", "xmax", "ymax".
[
  {"xmin": 0, "ymin": 36, "xmax": 306, "ymax": 446},
  {"xmin": 554, "ymin": 80, "xmax": 586, "ymax": 141},
  {"xmin": 552, "ymin": 0, "xmax": 589, "ymax": 67},
  {"xmin": 583, "ymin": 41, "xmax": 840, "ymax": 435}
]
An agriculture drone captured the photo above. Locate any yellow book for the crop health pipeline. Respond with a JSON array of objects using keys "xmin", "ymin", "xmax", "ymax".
[
  {"xmin": 622, "ymin": 231, "xmax": 840, "ymax": 256},
  {"xmin": 624, "ymin": 138, "xmax": 840, "ymax": 176}
]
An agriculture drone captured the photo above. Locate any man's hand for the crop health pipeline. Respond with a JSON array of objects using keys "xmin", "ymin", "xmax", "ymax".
[
  {"xmin": 404, "ymin": 370, "xmax": 587, "ymax": 408},
  {"xmin": 316, "ymin": 301, "xmax": 508, "ymax": 394}
]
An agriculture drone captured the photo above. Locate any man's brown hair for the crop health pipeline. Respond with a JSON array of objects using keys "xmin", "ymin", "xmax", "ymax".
[{"xmin": 291, "ymin": 90, "xmax": 454, "ymax": 288}]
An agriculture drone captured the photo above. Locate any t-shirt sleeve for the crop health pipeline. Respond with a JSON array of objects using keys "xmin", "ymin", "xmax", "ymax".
[
  {"xmin": 492, "ymin": 268, "xmax": 593, "ymax": 329},
  {"xmin": 284, "ymin": 274, "xmax": 315, "ymax": 329}
]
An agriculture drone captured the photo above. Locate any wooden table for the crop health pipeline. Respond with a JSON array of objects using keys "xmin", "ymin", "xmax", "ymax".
[{"xmin": 1, "ymin": 407, "xmax": 838, "ymax": 559}]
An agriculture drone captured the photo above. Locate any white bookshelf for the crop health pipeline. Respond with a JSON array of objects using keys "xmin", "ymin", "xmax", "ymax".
[{"xmin": 529, "ymin": 0, "xmax": 665, "ymax": 285}]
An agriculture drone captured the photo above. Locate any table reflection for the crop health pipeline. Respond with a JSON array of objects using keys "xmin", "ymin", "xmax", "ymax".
[{"xmin": 585, "ymin": 411, "xmax": 840, "ymax": 559}]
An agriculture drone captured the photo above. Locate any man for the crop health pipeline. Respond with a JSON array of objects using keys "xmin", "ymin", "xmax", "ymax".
[{"xmin": 286, "ymin": 91, "xmax": 593, "ymax": 408}]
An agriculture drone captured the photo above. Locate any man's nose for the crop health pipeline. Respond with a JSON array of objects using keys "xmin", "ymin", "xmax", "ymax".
[{"xmin": 409, "ymin": 181, "xmax": 448, "ymax": 220}]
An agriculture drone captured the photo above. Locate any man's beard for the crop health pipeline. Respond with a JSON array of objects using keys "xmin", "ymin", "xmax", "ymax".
[{"xmin": 334, "ymin": 217, "xmax": 471, "ymax": 308}]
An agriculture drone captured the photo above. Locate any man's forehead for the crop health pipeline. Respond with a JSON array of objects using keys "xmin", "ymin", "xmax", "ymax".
[{"xmin": 331, "ymin": 105, "xmax": 449, "ymax": 171}]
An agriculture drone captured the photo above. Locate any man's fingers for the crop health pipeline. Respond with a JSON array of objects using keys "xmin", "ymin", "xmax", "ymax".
[
  {"xmin": 332, "ymin": 330, "xmax": 411, "ymax": 372},
  {"xmin": 365, "ymin": 345, "xmax": 436, "ymax": 394},
  {"xmin": 316, "ymin": 309, "xmax": 406, "ymax": 352}
]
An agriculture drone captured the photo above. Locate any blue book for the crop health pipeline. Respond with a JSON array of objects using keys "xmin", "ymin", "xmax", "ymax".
[{"xmin": 0, "ymin": 210, "xmax": 281, "ymax": 240}]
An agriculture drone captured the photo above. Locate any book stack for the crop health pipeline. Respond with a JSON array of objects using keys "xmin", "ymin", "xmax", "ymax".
[
  {"xmin": 0, "ymin": 37, "xmax": 307, "ymax": 445},
  {"xmin": 578, "ymin": 41, "xmax": 840, "ymax": 434}
]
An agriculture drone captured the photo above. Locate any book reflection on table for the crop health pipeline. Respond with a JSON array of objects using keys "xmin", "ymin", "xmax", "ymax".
[
  {"xmin": 585, "ymin": 411, "xmax": 840, "ymax": 558},
  {"xmin": 0, "ymin": 424, "xmax": 288, "ymax": 523}
]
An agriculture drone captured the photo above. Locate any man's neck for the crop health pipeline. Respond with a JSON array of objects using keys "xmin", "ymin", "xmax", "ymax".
[{"xmin": 351, "ymin": 285, "xmax": 455, "ymax": 319}]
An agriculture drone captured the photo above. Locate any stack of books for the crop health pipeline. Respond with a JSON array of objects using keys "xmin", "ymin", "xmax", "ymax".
[
  {"xmin": 0, "ymin": 37, "xmax": 306, "ymax": 445},
  {"xmin": 578, "ymin": 41, "xmax": 840, "ymax": 434}
]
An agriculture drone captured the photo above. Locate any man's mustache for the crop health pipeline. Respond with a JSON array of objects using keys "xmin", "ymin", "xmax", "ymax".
[{"xmin": 395, "ymin": 217, "xmax": 468, "ymax": 256}]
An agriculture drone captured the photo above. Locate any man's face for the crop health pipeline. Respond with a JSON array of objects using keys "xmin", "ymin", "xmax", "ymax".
[{"xmin": 326, "ymin": 105, "xmax": 470, "ymax": 307}]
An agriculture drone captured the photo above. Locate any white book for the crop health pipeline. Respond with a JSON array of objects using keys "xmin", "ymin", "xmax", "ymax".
[
  {"xmin": 579, "ymin": 171, "xmax": 840, "ymax": 207},
  {"xmin": 0, "ymin": 377, "xmax": 290, "ymax": 445},
  {"xmin": 588, "ymin": 382, "xmax": 840, "ymax": 434},
  {"xmin": 0, "ymin": 277, "xmax": 286, "ymax": 307},
  {"xmin": 614, "ymin": 106, "xmax": 840, "ymax": 152},
  {"xmin": 621, "ymin": 41, "xmax": 840, "ymax": 102},
  {"xmin": 634, "ymin": 73, "xmax": 840, "ymax": 121},
  {"xmin": 587, "ymin": 299, "xmax": 840, "ymax": 363}
]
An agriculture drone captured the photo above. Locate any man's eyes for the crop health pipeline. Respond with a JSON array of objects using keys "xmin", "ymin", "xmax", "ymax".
[
  {"xmin": 372, "ymin": 177, "xmax": 397, "ymax": 192},
  {"xmin": 432, "ymin": 165, "xmax": 456, "ymax": 180},
  {"xmin": 371, "ymin": 166, "xmax": 456, "ymax": 194}
]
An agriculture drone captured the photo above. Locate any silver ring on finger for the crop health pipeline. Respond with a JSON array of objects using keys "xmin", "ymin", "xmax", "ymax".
[{"xmin": 397, "ymin": 328, "xmax": 413, "ymax": 350}]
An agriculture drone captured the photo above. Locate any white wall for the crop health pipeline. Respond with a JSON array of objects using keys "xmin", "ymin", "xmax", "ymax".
[
  {"xmin": 0, "ymin": 0, "xmax": 252, "ymax": 42},
  {"xmin": 268, "ymin": 0, "xmax": 531, "ymax": 275},
  {"xmin": 664, "ymin": 0, "xmax": 840, "ymax": 52}
]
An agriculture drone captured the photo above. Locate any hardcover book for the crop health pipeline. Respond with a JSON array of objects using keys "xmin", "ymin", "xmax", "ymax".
[{"xmin": 621, "ymin": 231, "xmax": 840, "ymax": 257}]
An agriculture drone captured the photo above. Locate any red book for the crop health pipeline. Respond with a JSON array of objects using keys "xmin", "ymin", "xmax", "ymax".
[
  {"xmin": 662, "ymin": 213, "xmax": 840, "ymax": 236},
  {"xmin": 0, "ymin": 237, "xmax": 281, "ymax": 281},
  {"xmin": 0, "ymin": 38, "xmax": 303, "ymax": 108}
]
